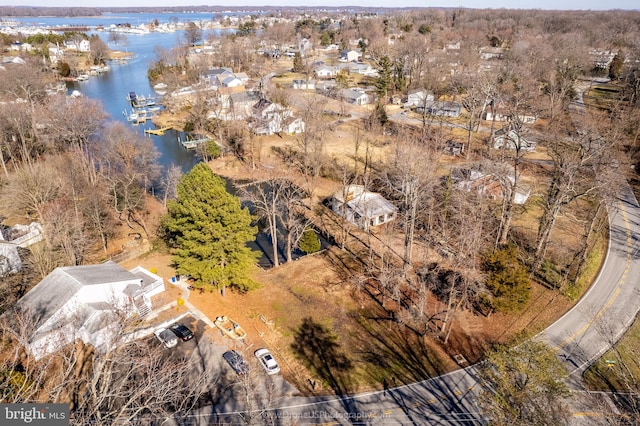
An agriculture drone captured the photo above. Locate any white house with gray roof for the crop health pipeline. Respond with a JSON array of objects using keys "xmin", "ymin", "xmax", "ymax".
[
  {"xmin": 339, "ymin": 88, "xmax": 370, "ymax": 105},
  {"xmin": 16, "ymin": 261, "xmax": 164, "ymax": 360},
  {"xmin": 331, "ymin": 185, "xmax": 397, "ymax": 231},
  {"xmin": 0, "ymin": 222, "xmax": 43, "ymax": 277}
]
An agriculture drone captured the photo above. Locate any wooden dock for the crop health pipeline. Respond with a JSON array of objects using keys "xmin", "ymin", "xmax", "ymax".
[
  {"xmin": 144, "ymin": 126, "xmax": 172, "ymax": 136},
  {"xmin": 178, "ymin": 134, "xmax": 211, "ymax": 150}
]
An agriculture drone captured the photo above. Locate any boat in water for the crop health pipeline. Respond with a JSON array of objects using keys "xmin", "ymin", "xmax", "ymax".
[
  {"xmin": 123, "ymin": 108, "xmax": 152, "ymax": 125},
  {"xmin": 127, "ymin": 91, "xmax": 137, "ymax": 102},
  {"xmin": 153, "ymin": 82, "xmax": 168, "ymax": 96},
  {"xmin": 131, "ymin": 94, "xmax": 156, "ymax": 109}
]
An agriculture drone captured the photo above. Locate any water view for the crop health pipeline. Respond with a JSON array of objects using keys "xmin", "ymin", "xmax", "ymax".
[
  {"xmin": 67, "ymin": 30, "xmax": 201, "ymax": 173},
  {"xmin": 6, "ymin": 12, "xmax": 238, "ymax": 172},
  {"xmin": 8, "ymin": 14, "xmax": 317, "ymax": 267}
]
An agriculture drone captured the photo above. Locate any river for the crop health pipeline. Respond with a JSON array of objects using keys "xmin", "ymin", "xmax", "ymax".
[
  {"xmin": 67, "ymin": 30, "xmax": 201, "ymax": 173},
  {"xmin": 9, "ymin": 12, "xmax": 237, "ymax": 172},
  {"xmin": 8, "ymin": 14, "xmax": 322, "ymax": 267}
]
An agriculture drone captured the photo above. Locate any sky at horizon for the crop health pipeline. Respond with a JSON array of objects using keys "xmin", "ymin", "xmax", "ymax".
[{"xmin": 0, "ymin": 0, "xmax": 637, "ymax": 11}]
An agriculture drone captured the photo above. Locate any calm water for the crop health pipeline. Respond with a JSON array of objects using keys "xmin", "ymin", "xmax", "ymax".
[
  {"xmin": 67, "ymin": 30, "xmax": 200, "ymax": 173},
  {"xmin": 12, "ymin": 14, "xmax": 311, "ymax": 266},
  {"xmin": 8, "ymin": 12, "xmax": 238, "ymax": 172},
  {"xmin": 10, "ymin": 12, "xmax": 231, "ymax": 28}
]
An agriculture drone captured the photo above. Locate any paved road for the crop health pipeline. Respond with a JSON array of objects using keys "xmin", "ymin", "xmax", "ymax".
[
  {"xmin": 172, "ymin": 79, "xmax": 640, "ymax": 424},
  {"xmin": 538, "ymin": 184, "xmax": 640, "ymax": 384}
]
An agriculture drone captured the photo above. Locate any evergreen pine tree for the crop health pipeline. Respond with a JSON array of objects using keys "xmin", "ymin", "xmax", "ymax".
[
  {"xmin": 483, "ymin": 245, "xmax": 531, "ymax": 313},
  {"xmin": 298, "ymin": 227, "xmax": 321, "ymax": 254},
  {"xmin": 162, "ymin": 163, "xmax": 260, "ymax": 292},
  {"xmin": 375, "ymin": 55, "xmax": 393, "ymax": 99}
]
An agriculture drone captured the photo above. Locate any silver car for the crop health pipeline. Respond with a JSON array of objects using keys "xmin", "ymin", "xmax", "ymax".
[
  {"xmin": 154, "ymin": 327, "xmax": 178, "ymax": 348},
  {"xmin": 254, "ymin": 348, "xmax": 280, "ymax": 375}
]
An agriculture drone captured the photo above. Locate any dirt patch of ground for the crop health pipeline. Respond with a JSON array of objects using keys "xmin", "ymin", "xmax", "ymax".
[{"xmin": 116, "ymin": 229, "xmax": 582, "ymax": 397}]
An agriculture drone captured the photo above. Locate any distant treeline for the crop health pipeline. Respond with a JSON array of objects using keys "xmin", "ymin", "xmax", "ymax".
[{"xmin": 0, "ymin": 5, "xmax": 426, "ymax": 18}]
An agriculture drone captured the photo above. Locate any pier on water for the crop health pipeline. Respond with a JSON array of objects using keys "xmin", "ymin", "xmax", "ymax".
[{"xmin": 178, "ymin": 134, "xmax": 213, "ymax": 150}]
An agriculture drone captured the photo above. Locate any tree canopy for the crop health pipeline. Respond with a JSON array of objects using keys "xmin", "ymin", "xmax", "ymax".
[
  {"xmin": 162, "ymin": 163, "xmax": 260, "ymax": 292},
  {"xmin": 478, "ymin": 339, "xmax": 570, "ymax": 425},
  {"xmin": 483, "ymin": 245, "xmax": 531, "ymax": 313}
]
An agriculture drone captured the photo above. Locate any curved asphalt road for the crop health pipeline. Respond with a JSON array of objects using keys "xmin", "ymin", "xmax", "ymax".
[
  {"xmin": 538, "ymin": 184, "xmax": 640, "ymax": 383},
  {"xmin": 173, "ymin": 80, "xmax": 640, "ymax": 425}
]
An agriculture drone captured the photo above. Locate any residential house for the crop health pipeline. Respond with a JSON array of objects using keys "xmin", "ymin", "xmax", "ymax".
[
  {"xmin": 340, "ymin": 88, "xmax": 370, "ymax": 105},
  {"xmin": 451, "ymin": 168, "xmax": 530, "ymax": 205},
  {"xmin": 315, "ymin": 65, "xmax": 338, "ymax": 79},
  {"xmin": 282, "ymin": 116, "xmax": 305, "ymax": 135},
  {"xmin": 419, "ymin": 101, "xmax": 462, "ymax": 117},
  {"xmin": 590, "ymin": 49, "xmax": 616, "ymax": 69},
  {"xmin": 251, "ymin": 98, "xmax": 294, "ymax": 135},
  {"xmin": 234, "ymin": 72, "xmax": 250, "ymax": 83},
  {"xmin": 483, "ymin": 102, "xmax": 537, "ymax": 124},
  {"xmin": 226, "ymin": 90, "xmax": 258, "ymax": 120},
  {"xmin": 479, "ymin": 46, "xmax": 505, "ymax": 60},
  {"xmin": 206, "ymin": 86, "xmax": 247, "ymax": 119},
  {"xmin": 492, "ymin": 125, "xmax": 537, "ymax": 152},
  {"xmin": 48, "ymin": 43, "xmax": 64, "ymax": 62},
  {"xmin": 0, "ymin": 240, "xmax": 20, "ymax": 276},
  {"xmin": 331, "ymin": 185, "xmax": 397, "ymax": 231},
  {"xmin": 64, "ymin": 39, "xmax": 90, "ymax": 52},
  {"xmin": 221, "ymin": 75, "xmax": 243, "ymax": 88},
  {"xmin": 78, "ymin": 39, "xmax": 90, "ymax": 52},
  {"xmin": 16, "ymin": 261, "xmax": 165, "ymax": 360},
  {"xmin": 10, "ymin": 41, "xmax": 33, "ymax": 52},
  {"xmin": 292, "ymin": 79, "xmax": 316, "ymax": 90},
  {"xmin": 339, "ymin": 49, "xmax": 360, "ymax": 63},
  {"xmin": 203, "ymin": 67, "xmax": 233, "ymax": 87},
  {"xmin": 341, "ymin": 62, "xmax": 377, "ymax": 77},
  {"xmin": 252, "ymin": 98, "xmax": 291, "ymax": 120},
  {"xmin": 404, "ymin": 89, "xmax": 435, "ymax": 108},
  {"xmin": 0, "ymin": 222, "xmax": 44, "ymax": 277}
]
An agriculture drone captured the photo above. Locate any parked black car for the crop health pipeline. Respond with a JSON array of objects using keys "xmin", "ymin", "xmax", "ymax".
[
  {"xmin": 170, "ymin": 323, "xmax": 194, "ymax": 341},
  {"xmin": 223, "ymin": 350, "xmax": 250, "ymax": 375}
]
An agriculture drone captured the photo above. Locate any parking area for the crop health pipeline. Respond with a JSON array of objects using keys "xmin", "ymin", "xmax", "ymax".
[{"xmin": 147, "ymin": 312, "xmax": 299, "ymax": 402}]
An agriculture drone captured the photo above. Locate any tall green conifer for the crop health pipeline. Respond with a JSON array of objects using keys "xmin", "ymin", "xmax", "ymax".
[{"xmin": 162, "ymin": 163, "xmax": 260, "ymax": 292}]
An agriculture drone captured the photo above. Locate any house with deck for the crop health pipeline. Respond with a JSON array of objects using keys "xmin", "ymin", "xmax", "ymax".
[{"xmin": 16, "ymin": 261, "xmax": 165, "ymax": 360}]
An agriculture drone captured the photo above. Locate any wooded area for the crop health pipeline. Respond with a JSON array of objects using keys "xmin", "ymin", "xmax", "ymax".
[{"xmin": 1, "ymin": 5, "xmax": 640, "ymax": 422}]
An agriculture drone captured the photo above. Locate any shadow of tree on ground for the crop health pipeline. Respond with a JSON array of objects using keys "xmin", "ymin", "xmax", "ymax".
[{"xmin": 291, "ymin": 316, "xmax": 353, "ymax": 398}]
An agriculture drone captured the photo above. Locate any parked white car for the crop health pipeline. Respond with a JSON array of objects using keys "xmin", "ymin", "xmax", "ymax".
[
  {"xmin": 154, "ymin": 327, "xmax": 178, "ymax": 348},
  {"xmin": 254, "ymin": 348, "xmax": 280, "ymax": 375}
]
